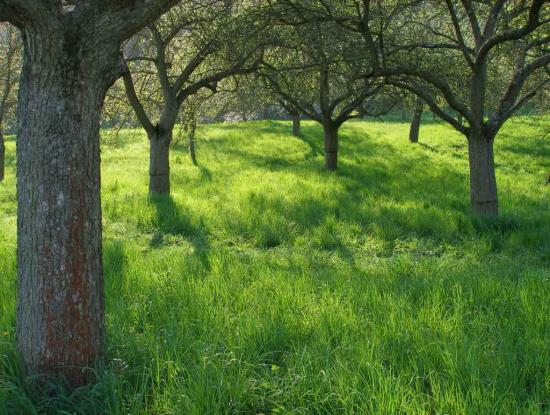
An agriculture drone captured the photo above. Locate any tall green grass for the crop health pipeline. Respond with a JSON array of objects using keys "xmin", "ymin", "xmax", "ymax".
[{"xmin": 1, "ymin": 117, "xmax": 549, "ymax": 414}]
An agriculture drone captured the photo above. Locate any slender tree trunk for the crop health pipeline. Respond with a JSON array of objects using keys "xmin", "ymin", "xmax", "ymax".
[
  {"xmin": 467, "ymin": 132, "xmax": 498, "ymax": 216},
  {"xmin": 292, "ymin": 115, "xmax": 301, "ymax": 137},
  {"xmin": 189, "ymin": 131, "xmax": 197, "ymax": 166},
  {"xmin": 0, "ymin": 131, "xmax": 4, "ymax": 182},
  {"xmin": 323, "ymin": 124, "xmax": 339, "ymax": 171},
  {"xmin": 187, "ymin": 114, "xmax": 198, "ymax": 166},
  {"xmin": 149, "ymin": 128, "xmax": 172, "ymax": 195},
  {"xmin": 409, "ymin": 99, "xmax": 423, "ymax": 143},
  {"xmin": 16, "ymin": 30, "xmax": 120, "ymax": 386}
]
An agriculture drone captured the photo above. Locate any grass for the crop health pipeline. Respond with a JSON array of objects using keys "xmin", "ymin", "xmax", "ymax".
[{"xmin": 1, "ymin": 117, "xmax": 550, "ymax": 414}]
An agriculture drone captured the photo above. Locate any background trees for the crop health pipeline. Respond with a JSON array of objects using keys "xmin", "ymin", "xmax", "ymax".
[
  {"xmin": 272, "ymin": 0, "xmax": 549, "ymax": 216},
  {"xmin": 0, "ymin": 22, "xmax": 20, "ymax": 182}
]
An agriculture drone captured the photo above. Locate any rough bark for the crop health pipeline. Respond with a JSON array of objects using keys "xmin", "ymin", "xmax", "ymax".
[
  {"xmin": 15, "ymin": 27, "xmax": 122, "ymax": 387},
  {"xmin": 149, "ymin": 128, "xmax": 172, "ymax": 195},
  {"xmin": 409, "ymin": 100, "xmax": 423, "ymax": 143},
  {"xmin": 0, "ymin": 131, "xmax": 4, "ymax": 182},
  {"xmin": 3, "ymin": 0, "xmax": 179, "ymax": 390},
  {"xmin": 323, "ymin": 124, "xmax": 339, "ymax": 171},
  {"xmin": 292, "ymin": 115, "xmax": 301, "ymax": 137},
  {"xmin": 468, "ymin": 132, "xmax": 498, "ymax": 216}
]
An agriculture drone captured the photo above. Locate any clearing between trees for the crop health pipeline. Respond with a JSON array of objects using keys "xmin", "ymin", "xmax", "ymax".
[{"xmin": 1, "ymin": 118, "xmax": 549, "ymax": 413}]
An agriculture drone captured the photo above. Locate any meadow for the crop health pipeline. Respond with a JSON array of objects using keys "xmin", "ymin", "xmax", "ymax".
[{"xmin": 1, "ymin": 117, "xmax": 549, "ymax": 414}]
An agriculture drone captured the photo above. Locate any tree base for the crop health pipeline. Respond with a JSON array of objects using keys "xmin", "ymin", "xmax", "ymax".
[
  {"xmin": 472, "ymin": 200, "xmax": 498, "ymax": 217},
  {"xmin": 468, "ymin": 135, "xmax": 498, "ymax": 217},
  {"xmin": 149, "ymin": 174, "xmax": 170, "ymax": 195}
]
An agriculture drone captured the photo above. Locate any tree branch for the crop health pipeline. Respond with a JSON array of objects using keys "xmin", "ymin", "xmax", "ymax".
[{"xmin": 121, "ymin": 60, "xmax": 155, "ymax": 135}]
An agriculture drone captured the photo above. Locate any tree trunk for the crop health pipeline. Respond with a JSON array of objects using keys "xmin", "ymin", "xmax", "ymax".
[
  {"xmin": 323, "ymin": 124, "xmax": 339, "ymax": 171},
  {"xmin": 0, "ymin": 131, "xmax": 4, "ymax": 182},
  {"xmin": 16, "ymin": 30, "xmax": 120, "ymax": 386},
  {"xmin": 189, "ymin": 131, "xmax": 198, "ymax": 166},
  {"xmin": 468, "ymin": 133, "xmax": 498, "ymax": 216},
  {"xmin": 409, "ymin": 100, "xmax": 423, "ymax": 143},
  {"xmin": 292, "ymin": 115, "xmax": 301, "ymax": 137},
  {"xmin": 149, "ymin": 128, "xmax": 172, "ymax": 195}
]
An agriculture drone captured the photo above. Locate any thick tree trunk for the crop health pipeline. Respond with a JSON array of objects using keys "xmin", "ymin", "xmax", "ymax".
[
  {"xmin": 323, "ymin": 124, "xmax": 339, "ymax": 171},
  {"xmin": 0, "ymin": 131, "xmax": 4, "ymax": 182},
  {"xmin": 149, "ymin": 128, "xmax": 172, "ymax": 195},
  {"xmin": 16, "ymin": 29, "xmax": 120, "ymax": 387},
  {"xmin": 292, "ymin": 115, "xmax": 301, "ymax": 137},
  {"xmin": 409, "ymin": 100, "xmax": 423, "ymax": 143},
  {"xmin": 468, "ymin": 133, "xmax": 498, "ymax": 216}
]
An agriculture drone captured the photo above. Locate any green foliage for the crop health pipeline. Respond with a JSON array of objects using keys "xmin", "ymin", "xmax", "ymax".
[{"xmin": 1, "ymin": 117, "xmax": 549, "ymax": 413}]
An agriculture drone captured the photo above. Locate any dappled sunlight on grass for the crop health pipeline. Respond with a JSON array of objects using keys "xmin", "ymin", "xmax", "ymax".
[{"xmin": 1, "ymin": 118, "xmax": 549, "ymax": 413}]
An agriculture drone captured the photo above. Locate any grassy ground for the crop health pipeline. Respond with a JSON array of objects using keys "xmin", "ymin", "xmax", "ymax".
[{"xmin": 1, "ymin": 117, "xmax": 549, "ymax": 414}]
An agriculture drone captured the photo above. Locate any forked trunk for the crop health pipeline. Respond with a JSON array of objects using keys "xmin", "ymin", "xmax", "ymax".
[
  {"xmin": 323, "ymin": 125, "xmax": 339, "ymax": 171},
  {"xmin": 0, "ymin": 131, "xmax": 4, "ymax": 182},
  {"xmin": 409, "ymin": 100, "xmax": 423, "ymax": 143},
  {"xmin": 292, "ymin": 115, "xmax": 301, "ymax": 137},
  {"xmin": 149, "ymin": 128, "xmax": 172, "ymax": 195},
  {"xmin": 16, "ymin": 30, "xmax": 120, "ymax": 386},
  {"xmin": 468, "ymin": 132, "xmax": 498, "ymax": 216}
]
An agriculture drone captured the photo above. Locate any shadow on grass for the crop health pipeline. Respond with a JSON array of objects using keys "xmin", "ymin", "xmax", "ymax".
[
  {"xmin": 295, "ymin": 125, "xmax": 323, "ymax": 160},
  {"xmin": 149, "ymin": 194, "xmax": 211, "ymax": 266},
  {"xmin": 499, "ymin": 139, "xmax": 550, "ymax": 158},
  {"xmin": 105, "ymin": 120, "xmax": 550, "ymax": 258}
]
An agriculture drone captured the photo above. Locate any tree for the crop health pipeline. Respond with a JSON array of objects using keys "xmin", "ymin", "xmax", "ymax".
[
  {"xmin": 260, "ymin": 18, "xmax": 387, "ymax": 170},
  {"xmin": 279, "ymin": 0, "xmax": 550, "ymax": 216},
  {"xmin": 0, "ymin": 0, "xmax": 179, "ymax": 387},
  {"xmin": 276, "ymin": 98, "xmax": 302, "ymax": 137},
  {"xmin": 180, "ymin": 91, "xmax": 213, "ymax": 166},
  {"xmin": 0, "ymin": 22, "xmax": 20, "ymax": 182},
  {"xmin": 380, "ymin": 0, "xmax": 550, "ymax": 216},
  {"xmin": 409, "ymin": 97, "xmax": 424, "ymax": 144},
  {"xmin": 121, "ymin": 0, "xmax": 263, "ymax": 195}
]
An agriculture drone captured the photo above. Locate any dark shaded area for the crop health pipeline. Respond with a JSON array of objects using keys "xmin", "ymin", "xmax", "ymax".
[
  {"xmin": 296, "ymin": 124, "xmax": 324, "ymax": 160},
  {"xmin": 149, "ymin": 194, "xmax": 211, "ymax": 267}
]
